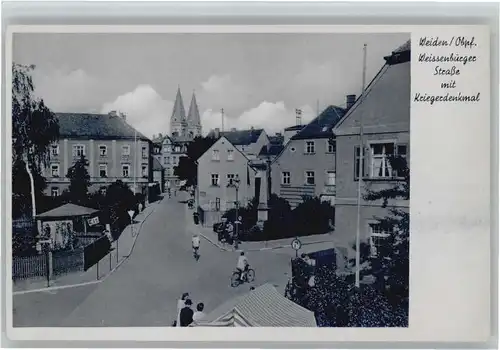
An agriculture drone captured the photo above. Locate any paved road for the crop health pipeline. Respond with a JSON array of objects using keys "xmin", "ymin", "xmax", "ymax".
[{"xmin": 15, "ymin": 196, "xmax": 294, "ymax": 327}]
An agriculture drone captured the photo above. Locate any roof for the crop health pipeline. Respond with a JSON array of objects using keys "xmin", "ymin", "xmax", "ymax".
[
  {"xmin": 56, "ymin": 113, "xmax": 149, "ymax": 141},
  {"xmin": 290, "ymin": 105, "xmax": 346, "ymax": 140},
  {"xmin": 171, "ymin": 87, "xmax": 186, "ymax": 122},
  {"xmin": 334, "ymin": 39, "xmax": 411, "ymax": 131},
  {"xmin": 269, "ymin": 135, "xmax": 284, "ymax": 145},
  {"xmin": 152, "ymin": 157, "xmax": 163, "ymax": 171},
  {"xmin": 36, "ymin": 203, "xmax": 99, "ymax": 219},
  {"xmin": 207, "ymin": 128, "xmax": 264, "ymax": 146},
  {"xmin": 195, "ymin": 284, "xmax": 316, "ymax": 327},
  {"xmin": 187, "ymin": 92, "xmax": 201, "ymax": 125},
  {"xmin": 284, "ymin": 124, "xmax": 306, "ymax": 132},
  {"xmin": 258, "ymin": 144, "xmax": 284, "ymax": 157}
]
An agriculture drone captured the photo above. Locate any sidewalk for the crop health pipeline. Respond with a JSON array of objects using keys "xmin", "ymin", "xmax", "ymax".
[{"xmin": 13, "ymin": 200, "xmax": 159, "ymax": 294}]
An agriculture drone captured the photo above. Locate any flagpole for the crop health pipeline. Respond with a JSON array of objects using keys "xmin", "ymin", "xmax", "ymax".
[
  {"xmin": 355, "ymin": 43, "xmax": 367, "ymax": 289},
  {"xmin": 134, "ymin": 128, "xmax": 137, "ymax": 195}
]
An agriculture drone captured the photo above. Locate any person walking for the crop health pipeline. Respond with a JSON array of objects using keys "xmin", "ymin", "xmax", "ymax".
[{"xmin": 179, "ymin": 299, "xmax": 194, "ymax": 327}]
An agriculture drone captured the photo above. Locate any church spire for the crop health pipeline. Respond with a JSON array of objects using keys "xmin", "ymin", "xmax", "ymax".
[
  {"xmin": 187, "ymin": 91, "xmax": 201, "ymax": 125},
  {"xmin": 171, "ymin": 86, "xmax": 186, "ymax": 122}
]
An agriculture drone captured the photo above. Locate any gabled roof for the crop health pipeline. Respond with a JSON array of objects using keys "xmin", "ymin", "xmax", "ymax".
[
  {"xmin": 290, "ymin": 105, "xmax": 346, "ymax": 140},
  {"xmin": 187, "ymin": 92, "xmax": 201, "ymax": 125},
  {"xmin": 56, "ymin": 113, "xmax": 149, "ymax": 141},
  {"xmin": 207, "ymin": 128, "xmax": 264, "ymax": 146},
  {"xmin": 334, "ymin": 39, "xmax": 411, "ymax": 131},
  {"xmin": 152, "ymin": 156, "xmax": 164, "ymax": 171},
  {"xmin": 37, "ymin": 203, "xmax": 98, "ymax": 219},
  {"xmin": 195, "ymin": 283, "xmax": 316, "ymax": 327},
  {"xmin": 284, "ymin": 124, "xmax": 306, "ymax": 132},
  {"xmin": 171, "ymin": 87, "xmax": 186, "ymax": 122}
]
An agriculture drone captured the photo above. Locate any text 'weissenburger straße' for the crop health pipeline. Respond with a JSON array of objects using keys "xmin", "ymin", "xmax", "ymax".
[{"xmin": 418, "ymin": 52, "xmax": 477, "ymax": 65}]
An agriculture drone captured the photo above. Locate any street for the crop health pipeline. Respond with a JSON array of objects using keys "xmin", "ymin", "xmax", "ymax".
[{"xmin": 13, "ymin": 195, "xmax": 295, "ymax": 327}]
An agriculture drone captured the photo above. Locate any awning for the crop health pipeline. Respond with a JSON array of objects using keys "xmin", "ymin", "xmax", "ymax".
[{"xmin": 36, "ymin": 203, "xmax": 99, "ymax": 220}]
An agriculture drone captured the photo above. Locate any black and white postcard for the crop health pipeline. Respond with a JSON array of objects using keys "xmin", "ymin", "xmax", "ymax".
[{"xmin": 4, "ymin": 24, "xmax": 492, "ymax": 344}]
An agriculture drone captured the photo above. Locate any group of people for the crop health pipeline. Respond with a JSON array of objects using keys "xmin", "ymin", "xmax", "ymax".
[
  {"xmin": 174, "ymin": 293, "xmax": 206, "ymax": 327},
  {"xmin": 216, "ymin": 220, "xmax": 240, "ymax": 247}
]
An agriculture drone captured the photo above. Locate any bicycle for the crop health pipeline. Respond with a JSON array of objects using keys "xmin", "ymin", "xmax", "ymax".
[{"xmin": 230, "ymin": 266, "xmax": 255, "ymax": 287}]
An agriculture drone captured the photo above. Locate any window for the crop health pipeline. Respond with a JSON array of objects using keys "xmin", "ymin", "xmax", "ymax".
[
  {"xmin": 166, "ymin": 168, "xmax": 170, "ymax": 176},
  {"xmin": 50, "ymin": 164, "xmax": 60, "ymax": 177},
  {"xmin": 122, "ymin": 164, "xmax": 130, "ymax": 177},
  {"xmin": 51, "ymin": 144, "xmax": 59, "ymax": 156},
  {"xmin": 369, "ymin": 224, "xmax": 392, "ymax": 257},
  {"xmin": 142, "ymin": 164, "xmax": 148, "ymax": 177},
  {"xmin": 99, "ymin": 145, "xmax": 107, "ymax": 156},
  {"xmin": 305, "ymin": 171, "xmax": 315, "ymax": 185},
  {"xmin": 281, "ymin": 172, "xmax": 291, "ymax": 185},
  {"xmin": 100, "ymin": 187, "xmax": 107, "ymax": 196},
  {"xmin": 327, "ymin": 140, "xmax": 336, "ymax": 153},
  {"xmin": 370, "ymin": 143, "xmax": 394, "ymax": 178},
  {"xmin": 212, "ymin": 150, "xmax": 220, "ymax": 161},
  {"xmin": 142, "ymin": 146, "xmax": 148, "ymax": 159},
  {"xmin": 172, "ymin": 156, "xmax": 177, "ymax": 165},
  {"xmin": 227, "ymin": 149, "xmax": 234, "ymax": 161},
  {"xmin": 122, "ymin": 145, "xmax": 131, "ymax": 156},
  {"xmin": 326, "ymin": 171, "xmax": 336, "ymax": 186},
  {"xmin": 163, "ymin": 146, "xmax": 171, "ymax": 153},
  {"xmin": 165, "ymin": 156, "xmax": 170, "ymax": 165},
  {"xmin": 227, "ymin": 174, "xmax": 235, "ymax": 186},
  {"xmin": 99, "ymin": 164, "xmax": 107, "ymax": 178},
  {"xmin": 175, "ymin": 146, "xmax": 181, "ymax": 152},
  {"xmin": 72, "ymin": 144, "xmax": 85, "ymax": 157},
  {"xmin": 51, "ymin": 187, "xmax": 59, "ymax": 197},
  {"xmin": 290, "ymin": 147, "xmax": 296, "ymax": 153},
  {"xmin": 305, "ymin": 141, "xmax": 315, "ymax": 154},
  {"xmin": 393, "ymin": 144, "xmax": 408, "ymax": 178},
  {"xmin": 211, "ymin": 174, "xmax": 220, "ymax": 186}
]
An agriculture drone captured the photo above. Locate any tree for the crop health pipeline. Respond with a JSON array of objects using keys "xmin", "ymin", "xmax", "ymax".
[
  {"xmin": 66, "ymin": 155, "xmax": 91, "ymax": 204},
  {"xmin": 173, "ymin": 136, "xmax": 217, "ymax": 188},
  {"xmin": 12, "ymin": 63, "xmax": 59, "ymax": 218},
  {"xmin": 363, "ymin": 155, "xmax": 409, "ymax": 307}
]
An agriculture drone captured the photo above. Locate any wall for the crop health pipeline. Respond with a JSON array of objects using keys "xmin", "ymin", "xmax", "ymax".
[
  {"xmin": 271, "ymin": 137, "xmax": 335, "ymax": 207},
  {"xmin": 43, "ymin": 138, "xmax": 151, "ymax": 196},
  {"xmin": 198, "ymin": 137, "xmax": 255, "ymax": 211}
]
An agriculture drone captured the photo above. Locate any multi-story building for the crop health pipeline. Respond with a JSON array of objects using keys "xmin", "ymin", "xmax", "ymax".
[
  {"xmin": 207, "ymin": 128, "xmax": 270, "ymax": 161},
  {"xmin": 270, "ymin": 103, "xmax": 349, "ymax": 208},
  {"xmin": 43, "ymin": 111, "xmax": 152, "ymax": 197},
  {"xmin": 152, "ymin": 156, "xmax": 165, "ymax": 192},
  {"xmin": 197, "ymin": 136, "xmax": 257, "ymax": 215},
  {"xmin": 152, "ymin": 87, "xmax": 202, "ymax": 190},
  {"xmin": 333, "ymin": 40, "xmax": 410, "ymax": 259}
]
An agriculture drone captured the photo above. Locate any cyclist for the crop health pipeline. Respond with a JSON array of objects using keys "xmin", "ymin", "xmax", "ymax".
[
  {"xmin": 192, "ymin": 234, "xmax": 200, "ymax": 257},
  {"xmin": 236, "ymin": 251, "xmax": 249, "ymax": 281}
]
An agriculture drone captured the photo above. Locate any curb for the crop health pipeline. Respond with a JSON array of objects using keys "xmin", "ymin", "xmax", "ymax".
[{"xmin": 13, "ymin": 203, "xmax": 158, "ymax": 295}]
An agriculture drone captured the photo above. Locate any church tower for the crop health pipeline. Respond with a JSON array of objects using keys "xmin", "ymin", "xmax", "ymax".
[
  {"xmin": 186, "ymin": 91, "xmax": 202, "ymax": 138},
  {"xmin": 170, "ymin": 87, "xmax": 187, "ymax": 137}
]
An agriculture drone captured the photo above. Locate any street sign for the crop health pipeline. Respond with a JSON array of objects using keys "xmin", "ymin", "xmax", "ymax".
[
  {"xmin": 127, "ymin": 210, "xmax": 135, "ymax": 219},
  {"xmin": 87, "ymin": 216, "xmax": 100, "ymax": 226},
  {"xmin": 291, "ymin": 238, "xmax": 302, "ymax": 251}
]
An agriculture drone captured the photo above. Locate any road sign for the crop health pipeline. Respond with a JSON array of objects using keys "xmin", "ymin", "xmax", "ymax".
[
  {"xmin": 87, "ymin": 216, "xmax": 100, "ymax": 226},
  {"xmin": 127, "ymin": 210, "xmax": 135, "ymax": 219},
  {"xmin": 291, "ymin": 238, "xmax": 302, "ymax": 251}
]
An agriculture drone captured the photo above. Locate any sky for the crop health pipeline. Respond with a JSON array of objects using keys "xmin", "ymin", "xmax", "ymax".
[{"xmin": 13, "ymin": 32, "xmax": 409, "ymax": 138}]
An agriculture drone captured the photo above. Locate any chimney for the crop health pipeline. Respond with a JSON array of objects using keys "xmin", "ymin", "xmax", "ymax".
[
  {"xmin": 230, "ymin": 127, "xmax": 237, "ymax": 132},
  {"xmin": 108, "ymin": 110, "xmax": 118, "ymax": 117},
  {"xmin": 346, "ymin": 94, "xmax": 356, "ymax": 110},
  {"xmin": 214, "ymin": 128, "xmax": 220, "ymax": 138}
]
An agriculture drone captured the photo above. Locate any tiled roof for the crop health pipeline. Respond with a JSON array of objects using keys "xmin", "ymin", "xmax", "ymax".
[
  {"xmin": 152, "ymin": 156, "xmax": 163, "ymax": 171},
  {"xmin": 258, "ymin": 144, "xmax": 284, "ymax": 157},
  {"xmin": 291, "ymin": 105, "xmax": 346, "ymax": 140},
  {"xmin": 207, "ymin": 128, "xmax": 264, "ymax": 146},
  {"xmin": 198, "ymin": 283, "xmax": 317, "ymax": 327},
  {"xmin": 37, "ymin": 203, "xmax": 98, "ymax": 219},
  {"xmin": 56, "ymin": 113, "xmax": 149, "ymax": 141},
  {"xmin": 284, "ymin": 124, "xmax": 306, "ymax": 131}
]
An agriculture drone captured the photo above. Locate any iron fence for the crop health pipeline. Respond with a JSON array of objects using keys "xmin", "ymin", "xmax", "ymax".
[{"xmin": 12, "ymin": 254, "xmax": 46, "ymax": 280}]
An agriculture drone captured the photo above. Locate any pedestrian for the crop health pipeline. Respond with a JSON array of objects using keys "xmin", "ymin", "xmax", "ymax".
[
  {"xmin": 176, "ymin": 292, "xmax": 189, "ymax": 327},
  {"xmin": 193, "ymin": 302, "xmax": 206, "ymax": 323},
  {"xmin": 179, "ymin": 299, "xmax": 194, "ymax": 327}
]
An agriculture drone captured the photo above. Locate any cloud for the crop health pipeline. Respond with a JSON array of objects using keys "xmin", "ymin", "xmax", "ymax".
[
  {"xmin": 101, "ymin": 85, "xmax": 173, "ymax": 139},
  {"xmin": 201, "ymin": 101, "xmax": 315, "ymax": 135},
  {"xmin": 33, "ymin": 68, "xmax": 105, "ymax": 112},
  {"xmin": 197, "ymin": 74, "xmax": 249, "ymax": 112}
]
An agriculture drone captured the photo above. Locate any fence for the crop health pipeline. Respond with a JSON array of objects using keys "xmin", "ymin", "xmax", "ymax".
[
  {"xmin": 198, "ymin": 208, "xmax": 222, "ymax": 228},
  {"xmin": 52, "ymin": 249, "xmax": 85, "ymax": 276},
  {"xmin": 12, "ymin": 254, "xmax": 47, "ymax": 280}
]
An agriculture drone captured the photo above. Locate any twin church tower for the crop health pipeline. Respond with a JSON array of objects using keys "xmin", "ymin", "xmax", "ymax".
[{"xmin": 170, "ymin": 86, "xmax": 202, "ymax": 139}]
